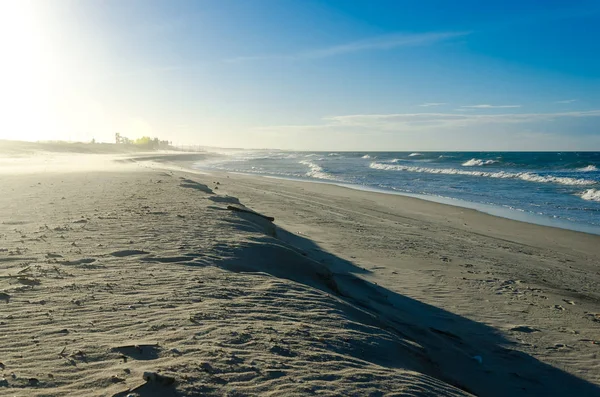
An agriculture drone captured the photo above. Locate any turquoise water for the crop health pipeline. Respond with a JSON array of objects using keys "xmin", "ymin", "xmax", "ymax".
[{"xmin": 195, "ymin": 151, "xmax": 600, "ymax": 234}]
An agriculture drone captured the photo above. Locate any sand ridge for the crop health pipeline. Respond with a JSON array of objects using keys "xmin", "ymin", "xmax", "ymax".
[
  {"xmin": 203, "ymin": 167, "xmax": 600, "ymax": 396},
  {"xmin": 1, "ymin": 169, "xmax": 471, "ymax": 396}
]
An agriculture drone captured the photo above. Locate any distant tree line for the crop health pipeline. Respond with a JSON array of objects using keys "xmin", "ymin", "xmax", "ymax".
[{"xmin": 115, "ymin": 133, "xmax": 172, "ymax": 149}]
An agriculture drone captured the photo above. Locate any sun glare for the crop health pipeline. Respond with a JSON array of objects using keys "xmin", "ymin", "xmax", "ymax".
[{"xmin": 0, "ymin": 0, "xmax": 59, "ymax": 142}]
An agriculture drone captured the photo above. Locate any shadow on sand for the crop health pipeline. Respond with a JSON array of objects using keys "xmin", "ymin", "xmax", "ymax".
[
  {"xmin": 128, "ymin": 183, "xmax": 599, "ymax": 397},
  {"xmin": 196, "ymin": 206, "xmax": 600, "ymax": 397}
]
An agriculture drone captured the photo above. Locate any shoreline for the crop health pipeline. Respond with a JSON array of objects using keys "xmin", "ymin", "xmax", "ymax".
[
  {"xmin": 193, "ymin": 164, "xmax": 600, "ymax": 236},
  {"xmin": 192, "ymin": 167, "xmax": 600, "ymax": 259},
  {"xmin": 1, "ymin": 152, "xmax": 599, "ymax": 395},
  {"xmin": 172, "ymin": 159, "xmax": 600, "ymax": 390}
]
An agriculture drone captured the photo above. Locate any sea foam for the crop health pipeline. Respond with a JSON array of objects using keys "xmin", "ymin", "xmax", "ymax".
[
  {"xmin": 299, "ymin": 160, "xmax": 337, "ymax": 180},
  {"xmin": 462, "ymin": 158, "xmax": 498, "ymax": 167},
  {"xmin": 580, "ymin": 189, "xmax": 600, "ymax": 202},
  {"xmin": 577, "ymin": 165, "xmax": 598, "ymax": 172},
  {"xmin": 369, "ymin": 162, "xmax": 596, "ymax": 186}
]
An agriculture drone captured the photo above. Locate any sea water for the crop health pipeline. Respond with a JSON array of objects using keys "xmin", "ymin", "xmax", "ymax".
[{"xmin": 194, "ymin": 151, "xmax": 600, "ymax": 234}]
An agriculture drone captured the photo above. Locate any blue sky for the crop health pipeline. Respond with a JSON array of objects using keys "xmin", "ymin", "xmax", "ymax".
[{"xmin": 1, "ymin": 0, "xmax": 599, "ymax": 150}]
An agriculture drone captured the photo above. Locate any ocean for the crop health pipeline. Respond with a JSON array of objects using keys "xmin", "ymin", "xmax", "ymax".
[{"xmin": 194, "ymin": 151, "xmax": 600, "ymax": 234}]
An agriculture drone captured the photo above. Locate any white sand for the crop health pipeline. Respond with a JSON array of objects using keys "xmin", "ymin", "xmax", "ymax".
[{"xmin": 0, "ymin": 149, "xmax": 599, "ymax": 396}]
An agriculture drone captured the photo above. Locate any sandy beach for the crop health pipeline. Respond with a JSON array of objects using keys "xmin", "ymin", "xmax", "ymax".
[{"xmin": 1, "ymin": 150, "xmax": 599, "ymax": 396}]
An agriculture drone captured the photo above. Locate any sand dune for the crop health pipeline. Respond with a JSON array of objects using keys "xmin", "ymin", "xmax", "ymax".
[{"xmin": 0, "ymin": 151, "xmax": 599, "ymax": 396}]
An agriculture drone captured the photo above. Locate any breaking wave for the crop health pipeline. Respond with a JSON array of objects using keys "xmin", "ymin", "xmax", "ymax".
[
  {"xmin": 578, "ymin": 165, "xmax": 598, "ymax": 172},
  {"xmin": 369, "ymin": 162, "xmax": 596, "ymax": 186},
  {"xmin": 462, "ymin": 158, "xmax": 499, "ymax": 167},
  {"xmin": 362, "ymin": 154, "xmax": 372, "ymax": 159},
  {"xmin": 299, "ymin": 160, "xmax": 337, "ymax": 180},
  {"xmin": 391, "ymin": 157, "xmax": 432, "ymax": 163},
  {"xmin": 408, "ymin": 152, "xmax": 423, "ymax": 157},
  {"xmin": 580, "ymin": 189, "xmax": 600, "ymax": 202}
]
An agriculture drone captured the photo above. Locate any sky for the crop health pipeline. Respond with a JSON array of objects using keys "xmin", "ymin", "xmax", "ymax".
[{"xmin": 0, "ymin": 0, "xmax": 599, "ymax": 150}]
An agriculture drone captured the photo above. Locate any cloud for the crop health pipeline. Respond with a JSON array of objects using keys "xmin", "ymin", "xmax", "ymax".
[
  {"xmin": 227, "ymin": 31, "xmax": 468, "ymax": 62},
  {"xmin": 461, "ymin": 104, "xmax": 521, "ymax": 109},
  {"xmin": 255, "ymin": 110, "xmax": 600, "ymax": 133},
  {"xmin": 328, "ymin": 110, "xmax": 600, "ymax": 130},
  {"xmin": 555, "ymin": 99, "xmax": 577, "ymax": 104},
  {"xmin": 418, "ymin": 102, "xmax": 446, "ymax": 107}
]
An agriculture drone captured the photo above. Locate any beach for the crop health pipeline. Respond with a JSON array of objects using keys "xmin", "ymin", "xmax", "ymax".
[{"xmin": 1, "ymin": 150, "xmax": 599, "ymax": 396}]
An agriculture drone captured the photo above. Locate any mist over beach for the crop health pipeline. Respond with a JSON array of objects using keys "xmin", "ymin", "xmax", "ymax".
[{"xmin": 2, "ymin": 1, "xmax": 600, "ymax": 396}]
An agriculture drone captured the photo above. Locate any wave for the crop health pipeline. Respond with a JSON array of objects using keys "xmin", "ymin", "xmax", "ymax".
[
  {"xmin": 369, "ymin": 162, "xmax": 596, "ymax": 186},
  {"xmin": 299, "ymin": 160, "xmax": 337, "ymax": 180},
  {"xmin": 303, "ymin": 154, "xmax": 326, "ymax": 161},
  {"xmin": 408, "ymin": 152, "xmax": 423, "ymax": 157},
  {"xmin": 580, "ymin": 189, "xmax": 600, "ymax": 202},
  {"xmin": 462, "ymin": 158, "xmax": 498, "ymax": 167},
  {"xmin": 577, "ymin": 165, "xmax": 598, "ymax": 172},
  {"xmin": 391, "ymin": 158, "xmax": 432, "ymax": 163},
  {"xmin": 362, "ymin": 154, "xmax": 372, "ymax": 159}
]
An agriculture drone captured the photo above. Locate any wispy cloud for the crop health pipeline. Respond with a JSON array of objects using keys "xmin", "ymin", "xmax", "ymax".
[
  {"xmin": 328, "ymin": 110, "xmax": 600, "ymax": 130},
  {"xmin": 555, "ymin": 99, "xmax": 577, "ymax": 104},
  {"xmin": 227, "ymin": 31, "xmax": 468, "ymax": 62},
  {"xmin": 255, "ymin": 110, "xmax": 600, "ymax": 133},
  {"xmin": 418, "ymin": 102, "xmax": 446, "ymax": 107},
  {"xmin": 461, "ymin": 104, "xmax": 521, "ymax": 109}
]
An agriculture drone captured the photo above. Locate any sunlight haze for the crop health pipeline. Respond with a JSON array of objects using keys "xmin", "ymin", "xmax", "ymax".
[
  {"xmin": 2, "ymin": 3, "xmax": 600, "ymax": 395},
  {"xmin": 0, "ymin": 0, "xmax": 599, "ymax": 150}
]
